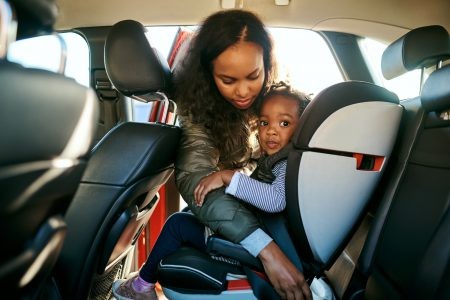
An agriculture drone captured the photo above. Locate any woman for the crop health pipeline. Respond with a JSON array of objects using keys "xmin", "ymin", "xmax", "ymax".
[{"xmin": 174, "ymin": 9, "xmax": 311, "ymax": 300}]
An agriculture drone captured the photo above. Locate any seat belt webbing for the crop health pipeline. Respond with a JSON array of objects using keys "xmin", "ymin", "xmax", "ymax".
[{"xmin": 244, "ymin": 213, "xmax": 304, "ymax": 299}]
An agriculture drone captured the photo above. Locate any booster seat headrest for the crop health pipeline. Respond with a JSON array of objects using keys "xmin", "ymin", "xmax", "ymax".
[{"xmin": 292, "ymin": 81, "xmax": 399, "ymax": 149}]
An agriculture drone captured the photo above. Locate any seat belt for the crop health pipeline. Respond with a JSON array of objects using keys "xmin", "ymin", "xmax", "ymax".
[{"xmin": 243, "ymin": 213, "xmax": 304, "ymax": 300}]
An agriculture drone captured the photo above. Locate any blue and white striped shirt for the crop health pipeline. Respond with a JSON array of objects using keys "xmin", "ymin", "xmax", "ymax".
[{"xmin": 225, "ymin": 160, "xmax": 287, "ymax": 213}]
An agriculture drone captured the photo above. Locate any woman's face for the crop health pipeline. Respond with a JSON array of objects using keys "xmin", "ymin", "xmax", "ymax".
[{"xmin": 212, "ymin": 41, "xmax": 265, "ymax": 110}]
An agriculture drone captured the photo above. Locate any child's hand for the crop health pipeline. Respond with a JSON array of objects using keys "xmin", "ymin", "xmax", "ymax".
[
  {"xmin": 194, "ymin": 170, "xmax": 234, "ymax": 206},
  {"xmin": 194, "ymin": 172, "xmax": 224, "ymax": 206}
]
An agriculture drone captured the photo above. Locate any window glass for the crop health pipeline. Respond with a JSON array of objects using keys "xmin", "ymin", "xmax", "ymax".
[
  {"xmin": 7, "ymin": 32, "xmax": 89, "ymax": 87},
  {"xmin": 8, "ymin": 35, "xmax": 63, "ymax": 72},
  {"xmin": 132, "ymin": 26, "xmax": 344, "ymax": 122},
  {"xmin": 146, "ymin": 26, "xmax": 180, "ymax": 60},
  {"xmin": 269, "ymin": 28, "xmax": 343, "ymax": 97},
  {"xmin": 62, "ymin": 33, "xmax": 90, "ymax": 87},
  {"xmin": 359, "ymin": 38, "xmax": 422, "ymax": 100}
]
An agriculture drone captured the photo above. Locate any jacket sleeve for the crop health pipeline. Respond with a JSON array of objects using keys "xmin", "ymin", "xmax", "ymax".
[{"xmin": 175, "ymin": 120, "xmax": 260, "ymax": 243}]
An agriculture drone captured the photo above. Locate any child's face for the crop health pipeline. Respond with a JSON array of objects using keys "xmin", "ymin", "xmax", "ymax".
[{"xmin": 258, "ymin": 95, "xmax": 299, "ymax": 155}]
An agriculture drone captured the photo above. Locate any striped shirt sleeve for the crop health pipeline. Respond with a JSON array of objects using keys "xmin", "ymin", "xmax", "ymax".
[{"xmin": 225, "ymin": 160, "xmax": 287, "ymax": 213}]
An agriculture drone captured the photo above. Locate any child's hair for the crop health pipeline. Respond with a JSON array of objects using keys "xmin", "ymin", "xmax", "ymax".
[
  {"xmin": 260, "ymin": 81, "xmax": 311, "ymax": 117},
  {"xmin": 174, "ymin": 9, "xmax": 278, "ymax": 169}
]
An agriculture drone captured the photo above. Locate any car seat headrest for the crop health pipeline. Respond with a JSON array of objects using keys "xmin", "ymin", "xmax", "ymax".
[
  {"xmin": 421, "ymin": 64, "xmax": 450, "ymax": 113},
  {"xmin": 104, "ymin": 19, "xmax": 172, "ymax": 97},
  {"xmin": 9, "ymin": 0, "xmax": 58, "ymax": 40},
  {"xmin": 381, "ymin": 25, "xmax": 450, "ymax": 80}
]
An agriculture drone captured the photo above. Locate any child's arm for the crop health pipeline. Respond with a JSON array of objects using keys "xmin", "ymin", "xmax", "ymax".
[
  {"xmin": 194, "ymin": 170, "xmax": 235, "ymax": 206},
  {"xmin": 226, "ymin": 161, "xmax": 287, "ymax": 213}
]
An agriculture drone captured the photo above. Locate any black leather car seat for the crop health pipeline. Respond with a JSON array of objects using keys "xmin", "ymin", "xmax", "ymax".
[
  {"xmin": 0, "ymin": 0, "xmax": 99, "ymax": 298},
  {"xmin": 52, "ymin": 19, "xmax": 181, "ymax": 300},
  {"xmin": 343, "ymin": 25, "xmax": 450, "ymax": 300}
]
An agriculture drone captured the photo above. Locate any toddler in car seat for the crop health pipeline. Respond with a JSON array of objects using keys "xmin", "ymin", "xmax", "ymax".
[{"xmin": 111, "ymin": 82, "xmax": 311, "ymax": 300}]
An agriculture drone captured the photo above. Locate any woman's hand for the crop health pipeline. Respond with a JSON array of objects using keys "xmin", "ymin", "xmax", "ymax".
[
  {"xmin": 259, "ymin": 241, "xmax": 312, "ymax": 300},
  {"xmin": 194, "ymin": 170, "xmax": 235, "ymax": 206}
]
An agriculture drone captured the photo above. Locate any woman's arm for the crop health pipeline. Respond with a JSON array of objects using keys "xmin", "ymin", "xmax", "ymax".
[{"xmin": 175, "ymin": 120, "xmax": 261, "ymax": 243}]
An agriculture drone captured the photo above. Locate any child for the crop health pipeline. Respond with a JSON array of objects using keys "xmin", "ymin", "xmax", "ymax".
[{"xmin": 111, "ymin": 82, "xmax": 311, "ymax": 300}]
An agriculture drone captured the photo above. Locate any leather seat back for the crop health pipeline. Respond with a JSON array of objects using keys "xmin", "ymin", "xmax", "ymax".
[
  {"xmin": 53, "ymin": 19, "xmax": 181, "ymax": 300},
  {"xmin": 360, "ymin": 25, "xmax": 450, "ymax": 299},
  {"xmin": 0, "ymin": 0, "xmax": 99, "ymax": 297}
]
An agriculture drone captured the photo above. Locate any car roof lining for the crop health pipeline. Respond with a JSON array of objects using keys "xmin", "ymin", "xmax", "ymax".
[{"xmin": 54, "ymin": 0, "xmax": 450, "ymax": 44}]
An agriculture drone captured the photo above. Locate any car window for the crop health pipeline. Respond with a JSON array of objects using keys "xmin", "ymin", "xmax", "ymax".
[
  {"xmin": 269, "ymin": 27, "xmax": 343, "ymax": 97},
  {"xmin": 6, "ymin": 27, "xmax": 344, "ymax": 122},
  {"xmin": 133, "ymin": 26, "xmax": 344, "ymax": 122},
  {"xmin": 359, "ymin": 38, "xmax": 423, "ymax": 100},
  {"xmin": 7, "ymin": 32, "xmax": 90, "ymax": 87}
]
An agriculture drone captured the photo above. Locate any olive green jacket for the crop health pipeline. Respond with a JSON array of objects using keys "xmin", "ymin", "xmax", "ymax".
[{"xmin": 174, "ymin": 117, "xmax": 260, "ymax": 243}]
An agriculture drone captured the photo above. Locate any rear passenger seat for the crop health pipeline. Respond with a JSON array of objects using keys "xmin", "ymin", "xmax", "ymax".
[{"xmin": 342, "ymin": 25, "xmax": 450, "ymax": 299}]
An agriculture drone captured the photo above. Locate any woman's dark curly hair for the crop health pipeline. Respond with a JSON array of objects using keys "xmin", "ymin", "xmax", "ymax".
[{"xmin": 174, "ymin": 9, "xmax": 277, "ymax": 168}]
